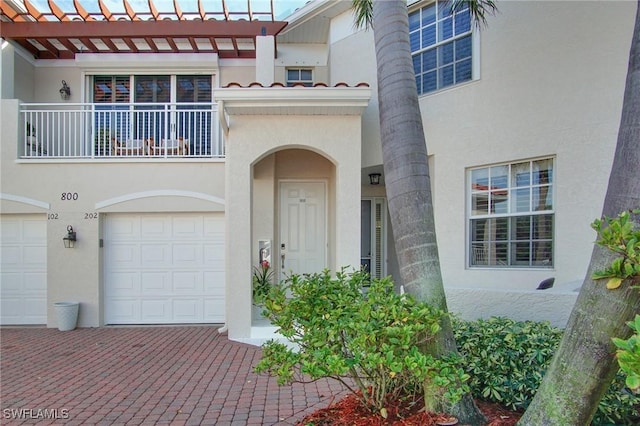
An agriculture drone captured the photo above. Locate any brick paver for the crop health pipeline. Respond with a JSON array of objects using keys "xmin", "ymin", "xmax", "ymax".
[{"xmin": 0, "ymin": 327, "xmax": 347, "ymax": 425}]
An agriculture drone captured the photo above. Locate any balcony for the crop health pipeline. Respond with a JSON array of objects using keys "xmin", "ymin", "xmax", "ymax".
[{"xmin": 19, "ymin": 102, "xmax": 223, "ymax": 160}]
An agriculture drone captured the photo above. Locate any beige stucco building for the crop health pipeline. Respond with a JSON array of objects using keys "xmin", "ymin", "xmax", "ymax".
[{"xmin": 1, "ymin": 0, "xmax": 635, "ymax": 342}]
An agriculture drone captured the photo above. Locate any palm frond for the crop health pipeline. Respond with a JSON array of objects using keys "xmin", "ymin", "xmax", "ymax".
[
  {"xmin": 352, "ymin": 0, "xmax": 373, "ymax": 30},
  {"xmin": 451, "ymin": 0, "xmax": 498, "ymax": 28}
]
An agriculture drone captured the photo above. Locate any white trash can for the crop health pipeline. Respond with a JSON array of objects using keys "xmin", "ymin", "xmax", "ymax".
[{"xmin": 54, "ymin": 302, "xmax": 79, "ymax": 331}]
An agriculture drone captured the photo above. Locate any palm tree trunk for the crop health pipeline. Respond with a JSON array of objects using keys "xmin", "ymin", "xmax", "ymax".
[
  {"xmin": 518, "ymin": 1, "xmax": 640, "ymax": 424},
  {"xmin": 371, "ymin": 1, "xmax": 485, "ymax": 424}
]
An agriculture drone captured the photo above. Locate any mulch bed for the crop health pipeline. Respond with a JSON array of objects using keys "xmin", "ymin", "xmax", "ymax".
[{"xmin": 297, "ymin": 393, "xmax": 522, "ymax": 426}]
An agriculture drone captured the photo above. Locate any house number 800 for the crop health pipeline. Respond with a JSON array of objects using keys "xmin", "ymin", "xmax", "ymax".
[{"xmin": 61, "ymin": 192, "xmax": 79, "ymax": 201}]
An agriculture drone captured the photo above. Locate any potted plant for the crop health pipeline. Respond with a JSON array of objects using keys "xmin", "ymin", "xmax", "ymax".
[{"xmin": 252, "ymin": 259, "xmax": 274, "ymax": 307}]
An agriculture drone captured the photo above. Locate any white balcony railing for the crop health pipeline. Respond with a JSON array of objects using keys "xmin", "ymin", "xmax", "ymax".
[{"xmin": 19, "ymin": 102, "xmax": 223, "ymax": 159}]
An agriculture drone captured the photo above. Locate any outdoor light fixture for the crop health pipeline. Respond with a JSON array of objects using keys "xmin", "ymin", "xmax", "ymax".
[
  {"xmin": 63, "ymin": 225, "xmax": 76, "ymax": 248},
  {"xmin": 59, "ymin": 80, "xmax": 71, "ymax": 100},
  {"xmin": 369, "ymin": 173, "xmax": 381, "ymax": 185}
]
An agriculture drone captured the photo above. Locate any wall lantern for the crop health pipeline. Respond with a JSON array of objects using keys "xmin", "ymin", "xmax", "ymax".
[
  {"xmin": 368, "ymin": 173, "xmax": 382, "ymax": 185},
  {"xmin": 63, "ymin": 225, "xmax": 77, "ymax": 248},
  {"xmin": 59, "ymin": 80, "xmax": 71, "ymax": 100}
]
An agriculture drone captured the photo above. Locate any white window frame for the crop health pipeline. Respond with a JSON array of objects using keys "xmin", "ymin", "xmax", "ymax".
[
  {"xmin": 409, "ymin": 0, "xmax": 477, "ymax": 95},
  {"xmin": 467, "ymin": 157, "xmax": 555, "ymax": 269},
  {"xmin": 286, "ymin": 68, "xmax": 313, "ymax": 87}
]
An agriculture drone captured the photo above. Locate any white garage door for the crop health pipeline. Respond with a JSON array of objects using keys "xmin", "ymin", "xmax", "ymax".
[
  {"xmin": 0, "ymin": 215, "xmax": 47, "ymax": 325},
  {"xmin": 104, "ymin": 213, "xmax": 225, "ymax": 324}
]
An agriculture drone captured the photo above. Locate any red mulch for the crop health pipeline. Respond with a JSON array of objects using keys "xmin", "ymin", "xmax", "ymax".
[{"xmin": 297, "ymin": 393, "xmax": 522, "ymax": 426}]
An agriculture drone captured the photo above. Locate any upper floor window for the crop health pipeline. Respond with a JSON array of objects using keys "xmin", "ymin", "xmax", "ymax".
[
  {"xmin": 468, "ymin": 158, "xmax": 554, "ymax": 268},
  {"xmin": 286, "ymin": 69, "xmax": 313, "ymax": 87},
  {"xmin": 410, "ymin": 1, "xmax": 472, "ymax": 95}
]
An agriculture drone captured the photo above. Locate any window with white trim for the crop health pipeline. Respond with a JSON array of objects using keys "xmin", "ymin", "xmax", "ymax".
[
  {"xmin": 468, "ymin": 158, "xmax": 554, "ymax": 268},
  {"xmin": 286, "ymin": 69, "xmax": 313, "ymax": 87},
  {"xmin": 410, "ymin": 1, "xmax": 472, "ymax": 95}
]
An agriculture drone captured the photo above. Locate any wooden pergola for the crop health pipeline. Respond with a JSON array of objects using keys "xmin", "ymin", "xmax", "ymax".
[{"xmin": 0, "ymin": 0, "xmax": 288, "ymax": 59}]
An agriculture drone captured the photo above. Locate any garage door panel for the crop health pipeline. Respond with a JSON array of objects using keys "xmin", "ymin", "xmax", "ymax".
[
  {"xmin": 173, "ymin": 217, "xmax": 202, "ymax": 237},
  {"xmin": 141, "ymin": 218, "xmax": 170, "ymax": 239},
  {"xmin": 23, "ymin": 220, "xmax": 47, "ymax": 240},
  {"xmin": 204, "ymin": 298, "xmax": 225, "ymax": 322},
  {"xmin": 141, "ymin": 299, "xmax": 170, "ymax": 321},
  {"xmin": 24, "ymin": 273, "xmax": 46, "ymax": 291},
  {"xmin": 108, "ymin": 299, "xmax": 139, "ymax": 322},
  {"xmin": 141, "ymin": 272, "xmax": 170, "ymax": 292},
  {"xmin": 24, "ymin": 246, "xmax": 46, "ymax": 266},
  {"xmin": 173, "ymin": 299, "xmax": 201, "ymax": 321},
  {"xmin": 173, "ymin": 272, "xmax": 201, "ymax": 293},
  {"xmin": 204, "ymin": 271, "xmax": 225, "ymax": 295},
  {"xmin": 111, "ymin": 244, "xmax": 139, "ymax": 265},
  {"xmin": 105, "ymin": 213, "xmax": 225, "ymax": 324},
  {"xmin": 173, "ymin": 244, "xmax": 201, "ymax": 265},
  {"xmin": 109, "ymin": 217, "xmax": 140, "ymax": 237},
  {"xmin": 0, "ymin": 215, "xmax": 47, "ymax": 325},
  {"xmin": 108, "ymin": 271, "xmax": 139, "ymax": 291},
  {"xmin": 204, "ymin": 244, "xmax": 224, "ymax": 263},
  {"xmin": 141, "ymin": 244, "xmax": 170, "ymax": 265},
  {"xmin": 1, "ymin": 246, "xmax": 21, "ymax": 264}
]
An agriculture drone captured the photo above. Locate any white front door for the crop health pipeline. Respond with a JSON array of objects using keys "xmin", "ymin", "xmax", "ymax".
[{"xmin": 279, "ymin": 182, "xmax": 326, "ymax": 278}]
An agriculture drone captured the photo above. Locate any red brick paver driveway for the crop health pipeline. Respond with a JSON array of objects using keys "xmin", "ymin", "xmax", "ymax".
[{"xmin": 0, "ymin": 326, "xmax": 346, "ymax": 425}]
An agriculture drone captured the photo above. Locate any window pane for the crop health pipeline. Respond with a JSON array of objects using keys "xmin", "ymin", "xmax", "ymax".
[
  {"xmin": 472, "ymin": 193, "xmax": 488, "ymax": 215},
  {"xmin": 439, "ymin": 17, "xmax": 453, "ymax": 41},
  {"xmin": 415, "ymin": 75, "xmax": 422, "ymax": 94},
  {"xmin": 455, "ymin": 36, "xmax": 472, "ymax": 60},
  {"xmin": 471, "ymin": 168, "xmax": 489, "ymax": 190},
  {"xmin": 490, "ymin": 165, "xmax": 508, "ymax": 189},
  {"xmin": 494, "ymin": 217, "xmax": 508, "ymax": 240},
  {"xmin": 409, "ymin": 11, "xmax": 420, "ymax": 32},
  {"xmin": 513, "ymin": 242, "xmax": 532, "ymax": 264},
  {"xmin": 135, "ymin": 76, "xmax": 170, "ymax": 103},
  {"xmin": 300, "ymin": 70, "xmax": 313, "ymax": 80},
  {"xmin": 422, "ymin": 4, "xmax": 436, "ymax": 26},
  {"xmin": 413, "ymin": 55, "xmax": 422, "ymax": 74},
  {"xmin": 533, "ymin": 214, "xmax": 553, "ymax": 239},
  {"xmin": 422, "ymin": 25, "xmax": 437, "ymax": 48},
  {"xmin": 471, "ymin": 219, "xmax": 487, "ymax": 241},
  {"xmin": 410, "ymin": 31, "xmax": 421, "ymax": 52},
  {"xmin": 455, "ymin": 59, "xmax": 472, "ymax": 83},
  {"xmin": 454, "ymin": 10, "xmax": 471, "ymax": 34},
  {"xmin": 440, "ymin": 65, "xmax": 454, "ymax": 88},
  {"xmin": 287, "ymin": 69, "xmax": 299, "ymax": 80},
  {"xmin": 438, "ymin": 1, "xmax": 452, "ymax": 19},
  {"xmin": 492, "ymin": 243, "xmax": 508, "ymax": 266},
  {"xmin": 423, "ymin": 50, "xmax": 438, "ymax": 71},
  {"xmin": 512, "ymin": 216, "xmax": 531, "ymax": 240},
  {"xmin": 512, "ymin": 188, "xmax": 530, "ymax": 212},
  {"xmin": 512, "ymin": 162, "xmax": 530, "ymax": 187},
  {"xmin": 533, "ymin": 186, "xmax": 553, "ymax": 211},
  {"xmin": 491, "ymin": 191, "xmax": 508, "ymax": 214},
  {"xmin": 440, "ymin": 42, "xmax": 454, "ymax": 65},
  {"xmin": 423, "ymin": 71, "xmax": 437, "ymax": 93},
  {"xmin": 533, "ymin": 158, "xmax": 553, "ymax": 184},
  {"xmin": 532, "ymin": 241, "xmax": 553, "ymax": 266}
]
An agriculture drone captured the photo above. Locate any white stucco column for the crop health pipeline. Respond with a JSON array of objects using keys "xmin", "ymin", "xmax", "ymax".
[
  {"xmin": 225, "ymin": 135, "xmax": 253, "ymax": 339},
  {"xmin": 255, "ymin": 36, "xmax": 275, "ymax": 85}
]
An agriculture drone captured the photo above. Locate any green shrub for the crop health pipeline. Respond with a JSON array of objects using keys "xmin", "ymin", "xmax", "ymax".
[
  {"xmin": 453, "ymin": 316, "xmax": 640, "ymax": 425},
  {"xmin": 613, "ymin": 315, "xmax": 640, "ymax": 392},
  {"xmin": 255, "ymin": 269, "xmax": 470, "ymax": 413}
]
